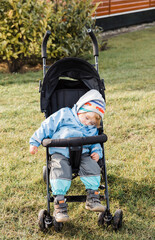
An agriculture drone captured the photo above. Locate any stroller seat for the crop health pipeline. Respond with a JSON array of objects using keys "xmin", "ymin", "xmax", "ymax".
[
  {"xmin": 40, "ymin": 57, "xmax": 105, "ymax": 117},
  {"xmin": 41, "ymin": 57, "xmax": 106, "ymax": 175}
]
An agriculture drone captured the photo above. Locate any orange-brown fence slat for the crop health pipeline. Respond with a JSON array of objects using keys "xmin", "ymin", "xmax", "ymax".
[
  {"xmin": 92, "ymin": 0, "xmax": 155, "ymax": 17},
  {"xmin": 150, "ymin": 0, "xmax": 155, "ymax": 6},
  {"xmin": 110, "ymin": 1, "xmax": 149, "ymax": 14}
]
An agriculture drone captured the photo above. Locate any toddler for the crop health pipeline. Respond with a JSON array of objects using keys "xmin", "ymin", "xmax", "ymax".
[{"xmin": 29, "ymin": 89, "xmax": 106, "ymax": 223}]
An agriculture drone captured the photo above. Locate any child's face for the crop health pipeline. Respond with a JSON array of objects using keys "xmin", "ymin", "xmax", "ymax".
[{"xmin": 78, "ymin": 112, "xmax": 101, "ymax": 128}]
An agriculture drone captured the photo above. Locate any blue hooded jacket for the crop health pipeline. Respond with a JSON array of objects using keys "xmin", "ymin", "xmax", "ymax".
[{"xmin": 29, "ymin": 90, "xmax": 105, "ymax": 159}]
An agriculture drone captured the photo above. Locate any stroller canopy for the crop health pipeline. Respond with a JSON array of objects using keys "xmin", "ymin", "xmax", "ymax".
[{"xmin": 41, "ymin": 57, "xmax": 104, "ymax": 115}]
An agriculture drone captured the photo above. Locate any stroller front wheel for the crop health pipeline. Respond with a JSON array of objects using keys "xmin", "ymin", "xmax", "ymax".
[
  {"xmin": 98, "ymin": 206, "xmax": 107, "ymax": 226},
  {"xmin": 53, "ymin": 218, "xmax": 63, "ymax": 232},
  {"xmin": 112, "ymin": 209, "xmax": 123, "ymax": 230},
  {"xmin": 38, "ymin": 209, "xmax": 48, "ymax": 231}
]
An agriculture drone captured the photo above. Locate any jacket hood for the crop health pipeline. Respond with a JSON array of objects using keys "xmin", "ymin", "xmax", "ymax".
[{"xmin": 76, "ymin": 89, "xmax": 106, "ymax": 112}]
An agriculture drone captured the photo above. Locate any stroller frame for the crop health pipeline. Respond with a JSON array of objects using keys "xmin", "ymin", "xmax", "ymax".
[{"xmin": 38, "ymin": 29, "xmax": 123, "ymax": 232}]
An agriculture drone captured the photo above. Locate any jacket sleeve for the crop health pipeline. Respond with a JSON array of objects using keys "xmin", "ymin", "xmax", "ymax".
[
  {"xmin": 29, "ymin": 108, "xmax": 66, "ymax": 147},
  {"xmin": 90, "ymin": 143, "xmax": 103, "ymax": 159},
  {"xmin": 88, "ymin": 128, "xmax": 103, "ymax": 159}
]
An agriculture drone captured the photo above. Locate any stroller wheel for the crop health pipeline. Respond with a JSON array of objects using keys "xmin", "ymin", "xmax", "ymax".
[
  {"xmin": 43, "ymin": 166, "xmax": 47, "ymax": 183},
  {"xmin": 98, "ymin": 206, "xmax": 107, "ymax": 226},
  {"xmin": 112, "ymin": 209, "xmax": 123, "ymax": 231},
  {"xmin": 53, "ymin": 218, "xmax": 63, "ymax": 232},
  {"xmin": 38, "ymin": 209, "xmax": 48, "ymax": 231}
]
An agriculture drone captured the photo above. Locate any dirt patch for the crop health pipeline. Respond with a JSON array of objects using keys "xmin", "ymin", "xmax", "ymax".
[
  {"xmin": 0, "ymin": 63, "xmax": 42, "ymax": 73},
  {"xmin": 0, "ymin": 63, "xmax": 8, "ymax": 73},
  {"xmin": 20, "ymin": 63, "xmax": 42, "ymax": 73}
]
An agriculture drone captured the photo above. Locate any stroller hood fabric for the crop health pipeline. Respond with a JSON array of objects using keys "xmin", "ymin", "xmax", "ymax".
[{"xmin": 40, "ymin": 58, "xmax": 105, "ymax": 113}]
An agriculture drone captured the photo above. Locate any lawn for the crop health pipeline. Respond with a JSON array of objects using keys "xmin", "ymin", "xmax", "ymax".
[{"xmin": 0, "ymin": 25, "xmax": 155, "ymax": 240}]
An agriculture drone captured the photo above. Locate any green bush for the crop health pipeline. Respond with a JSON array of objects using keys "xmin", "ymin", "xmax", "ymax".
[
  {"xmin": 0, "ymin": 0, "xmax": 47, "ymax": 72},
  {"xmin": 0, "ymin": 0, "xmax": 100, "ymax": 72},
  {"xmin": 46, "ymin": 0, "xmax": 97, "ymax": 60}
]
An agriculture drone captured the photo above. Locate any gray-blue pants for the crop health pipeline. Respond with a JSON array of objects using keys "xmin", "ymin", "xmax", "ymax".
[{"xmin": 50, "ymin": 153, "xmax": 101, "ymax": 195}]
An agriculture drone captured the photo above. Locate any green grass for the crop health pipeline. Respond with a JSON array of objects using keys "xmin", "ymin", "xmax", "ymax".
[{"xmin": 0, "ymin": 26, "xmax": 155, "ymax": 239}]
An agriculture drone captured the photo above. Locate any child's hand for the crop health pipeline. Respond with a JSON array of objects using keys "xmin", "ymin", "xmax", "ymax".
[
  {"xmin": 91, "ymin": 152, "xmax": 99, "ymax": 162},
  {"xmin": 30, "ymin": 145, "xmax": 38, "ymax": 155}
]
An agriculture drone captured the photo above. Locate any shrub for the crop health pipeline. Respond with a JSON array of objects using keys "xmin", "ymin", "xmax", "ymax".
[
  {"xmin": 0, "ymin": 0, "xmax": 100, "ymax": 72},
  {"xmin": 45, "ymin": 0, "xmax": 97, "ymax": 60},
  {"xmin": 0, "ymin": 0, "xmax": 47, "ymax": 72}
]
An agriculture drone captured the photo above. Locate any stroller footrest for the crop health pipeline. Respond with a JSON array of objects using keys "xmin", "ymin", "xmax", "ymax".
[{"xmin": 50, "ymin": 195, "xmax": 105, "ymax": 203}]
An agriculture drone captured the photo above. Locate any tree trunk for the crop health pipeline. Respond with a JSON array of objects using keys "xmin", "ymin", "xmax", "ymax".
[{"xmin": 7, "ymin": 58, "xmax": 24, "ymax": 73}]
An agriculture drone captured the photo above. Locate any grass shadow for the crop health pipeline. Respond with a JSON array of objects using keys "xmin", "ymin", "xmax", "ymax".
[{"xmin": 107, "ymin": 173, "xmax": 154, "ymax": 213}]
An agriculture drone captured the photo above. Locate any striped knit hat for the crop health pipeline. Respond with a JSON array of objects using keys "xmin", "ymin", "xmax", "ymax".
[{"xmin": 78, "ymin": 100, "xmax": 105, "ymax": 119}]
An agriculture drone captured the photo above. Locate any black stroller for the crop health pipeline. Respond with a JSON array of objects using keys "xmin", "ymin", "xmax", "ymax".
[{"xmin": 38, "ymin": 29, "xmax": 123, "ymax": 232}]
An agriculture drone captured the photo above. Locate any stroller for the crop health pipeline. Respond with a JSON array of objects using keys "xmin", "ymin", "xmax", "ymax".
[{"xmin": 38, "ymin": 29, "xmax": 123, "ymax": 232}]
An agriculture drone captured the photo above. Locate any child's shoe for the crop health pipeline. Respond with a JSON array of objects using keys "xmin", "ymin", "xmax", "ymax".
[
  {"xmin": 53, "ymin": 195, "xmax": 70, "ymax": 222},
  {"xmin": 85, "ymin": 189, "xmax": 105, "ymax": 212}
]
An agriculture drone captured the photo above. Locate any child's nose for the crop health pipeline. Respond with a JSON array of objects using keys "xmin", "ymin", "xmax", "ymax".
[{"xmin": 86, "ymin": 120, "xmax": 91, "ymax": 125}]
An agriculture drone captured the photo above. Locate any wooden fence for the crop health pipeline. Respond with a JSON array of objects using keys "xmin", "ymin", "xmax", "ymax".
[{"xmin": 93, "ymin": 0, "xmax": 155, "ymax": 17}]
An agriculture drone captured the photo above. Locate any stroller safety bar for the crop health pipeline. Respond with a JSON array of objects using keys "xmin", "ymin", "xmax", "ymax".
[{"xmin": 42, "ymin": 134, "xmax": 107, "ymax": 147}]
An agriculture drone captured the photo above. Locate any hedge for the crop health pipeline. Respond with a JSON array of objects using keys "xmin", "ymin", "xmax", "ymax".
[{"xmin": 0, "ymin": 0, "xmax": 98, "ymax": 72}]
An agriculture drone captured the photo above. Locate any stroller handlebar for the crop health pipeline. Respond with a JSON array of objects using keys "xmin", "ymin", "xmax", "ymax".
[
  {"xmin": 87, "ymin": 29, "xmax": 99, "ymax": 57},
  {"xmin": 41, "ymin": 29, "xmax": 98, "ymax": 58},
  {"xmin": 41, "ymin": 30, "xmax": 51, "ymax": 58},
  {"xmin": 42, "ymin": 134, "xmax": 107, "ymax": 148}
]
